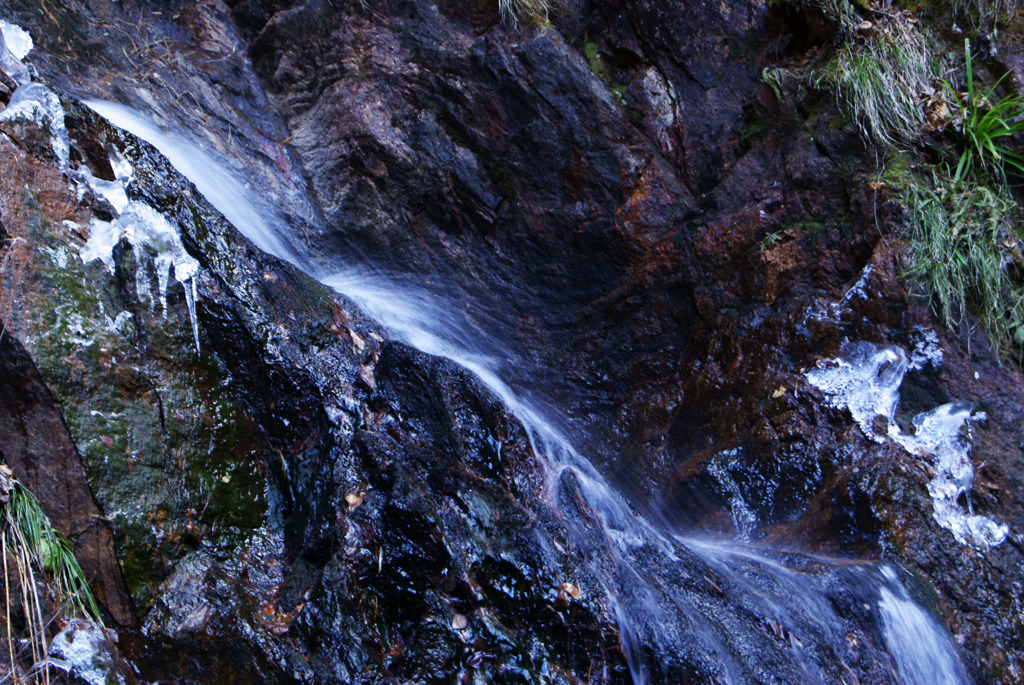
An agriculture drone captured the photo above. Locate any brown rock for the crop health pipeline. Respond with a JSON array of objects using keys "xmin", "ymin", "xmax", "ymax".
[{"xmin": 0, "ymin": 333, "xmax": 136, "ymax": 627}]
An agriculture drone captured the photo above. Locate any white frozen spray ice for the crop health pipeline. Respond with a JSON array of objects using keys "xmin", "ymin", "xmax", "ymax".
[
  {"xmin": 83, "ymin": 99, "xmax": 303, "ymax": 266},
  {"xmin": 804, "ymin": 341, "xmax": 907, "ymax": 443},
  {"xmin": 108, "ymin": 145, "xmax": 133, "ymax": 183},
  {"xmin": 809, "ymin": 264, "xmax": 875, "ymax": 324},
  {"xmin": 909, "ymin": 326, "xmax": 943, "ymax": 369},
  {"xmin": 0, "ymin": 21, "xmax": 33, "ymax": 60},
  {"xmin": 805, "ymin": 338, "xmax": 1008, "ymax": 549},
  {"xmin": 71, "ymin": 144, "xmax": 201, "ymax": 353},
  {"xmin": 706, "ymin": 448, "xmax": 759, "ymax": 541},
  {"xmin": 48, "ymin": 620, "xmax": 126, "ymax": 685},
  {"xmin": 894, "ymin": 403, "xmax": 1009, "ymax": 548},
  {"xmin": 0, "ymin": 82, "xmax": 70, "ymax": 166},
  {"xmin": 81, "ymin": 202, "xmax": 201, "ymax": 352},
  {"xmin": 73, "ymin": 165, "xmax": 130, "ymax": 213},
  {"xmin": 0, "ymin": 24, "xmax": 68, "ymax": 165},
  {"xmin": 0, "ymin": 21, "xmax": 31, "ymax": 85}
]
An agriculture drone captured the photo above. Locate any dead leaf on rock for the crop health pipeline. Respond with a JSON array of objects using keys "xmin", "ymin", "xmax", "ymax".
[
  {"xmin": 560, "ymin": 582, "xmax": 581, "ymax": 599},
  {"xmin": 925, "ymin": 98, "xmax": 951, "ymax": 131},
  {"xmin": 256, "ymin": 602, "xmax": 296, "ymax": 635},
  {"xmin": 358, "ymin": 364, "xmax": 375, "ymax": 390}
]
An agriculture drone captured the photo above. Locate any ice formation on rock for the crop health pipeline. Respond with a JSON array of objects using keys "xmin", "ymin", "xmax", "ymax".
[{"xmin": 805, "ymin": 339, "xmax": 1008, "ymax": 548}]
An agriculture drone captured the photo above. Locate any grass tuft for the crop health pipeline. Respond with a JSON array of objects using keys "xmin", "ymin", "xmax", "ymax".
[
  {"xmin": 943, "ymin": 39, "xmax": 1024, "ymax": 183},
  {"xmin": 814, "ymin": 11, "xmax": 932, "ymax": 146},
  {"xmin": 782, "ymin": 1, "xmax": 1024, "ymax": 363},
  {"xmin": 904, "ymin": 173, "xmax": 1024, "ymax": 358},
  {"xmin": 499, "ymin": 0, "xmax": 550, "ymax": 26},
  {"xmin": 762, "ymin": 67, "xmax": 789, "ymax": 101},
  {"xmin": 1, "ymin": 465, "xmax": 102, "ymax": 684},
  {"xmin": 952, "ymin": 0, "xmax": 1016, "ymax": 24}
]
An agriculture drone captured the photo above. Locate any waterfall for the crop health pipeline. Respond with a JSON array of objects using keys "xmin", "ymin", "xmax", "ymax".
[{"xmin": 87, "ymin": 101, "xmax": 969, "ymax": 684}]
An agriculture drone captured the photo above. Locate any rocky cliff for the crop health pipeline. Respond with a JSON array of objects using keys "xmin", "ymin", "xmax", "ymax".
[{"xmin": 2, "ymin": 0, "xmax": 1024, "ymax": 682}]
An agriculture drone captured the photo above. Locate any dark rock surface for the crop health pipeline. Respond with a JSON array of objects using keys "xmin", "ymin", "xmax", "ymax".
[
  {"xmin": 2, "ymin": 0, "xmax": 1024, "ymax": 682},
  {"xmin": 229, "ymin": 0, "xmax": 879, "ymax": 499},
  {"xmin": 287, "ymin": 341, "xmax": 635, "ymax": 682},
  {"xmin": 0, "ymin": 43, "xmax": 634, "ymax": 683}
]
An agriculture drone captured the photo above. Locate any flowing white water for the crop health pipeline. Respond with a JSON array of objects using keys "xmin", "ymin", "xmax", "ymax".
[
  {"xmin": 326, "ymin": 269, "xmax": 970, "ymax": 684},
  {"xmin": 87, "ymin": 101, "xmax": 970, "ymax": 684},
  {"xmin": 878, "ymin": 566, "xmax": 968, "ymax": 685}
]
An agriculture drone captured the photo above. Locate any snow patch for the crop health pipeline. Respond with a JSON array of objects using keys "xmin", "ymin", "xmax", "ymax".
[
  {"xmin": 80, "ymin": 202, "xmax": 201, "ymax": 353},
  {"xmin": 805, "ymin": 341, "xmax": 1007, "ymax": 549}
]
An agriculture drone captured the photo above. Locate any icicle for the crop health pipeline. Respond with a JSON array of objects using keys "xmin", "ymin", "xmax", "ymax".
[
  {"xmin": 80, "ymin": 202, "xmax": 202, "ymax": 355},
  {"xmin": 184, "ymin": 276, "xmax": 200, "ymax": 354}
]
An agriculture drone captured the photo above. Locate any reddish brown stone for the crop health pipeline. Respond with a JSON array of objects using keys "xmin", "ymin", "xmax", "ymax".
[{"xmin": 0, "ymin": 333, "xmax": 135, "ymax": 627}]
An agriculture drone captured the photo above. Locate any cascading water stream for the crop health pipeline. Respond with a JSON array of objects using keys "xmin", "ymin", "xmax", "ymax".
[{"xmin": 87, "ymin": 101, "xmax": 969, "ymax": 684}]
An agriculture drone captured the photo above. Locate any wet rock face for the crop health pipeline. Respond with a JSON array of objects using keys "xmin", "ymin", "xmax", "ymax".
[
  {"xmin": 238, "ymin": 0, "xmax": 711, "ymax": 422},
  {"xmin": 0, "ymin": 84, "xmax": 360, "ymax": 678},
  {"xmin": 216, "ymin": 0, "xmax": 878, "ymax": 558},
  {"xmin": 232, "ymin": 1, "xmax": 1024, "ymax": 680},
  {"xmin": 291, "ymin": 342, "xmax": 632, "ymax": 682},
  {"xmin": 3, "ymin": 0, "xmax": 1024, "ymax": 681},
  {"xmin": 0, "ymin": 57, "xmax": 631, "ymax": 682},
  {"xmin": 229, "ymin": 0, "xmax": 884, "ymax": 495}
]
